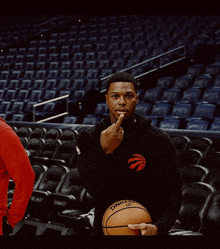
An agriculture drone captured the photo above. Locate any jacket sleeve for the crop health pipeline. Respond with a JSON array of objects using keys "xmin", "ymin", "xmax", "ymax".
[
  {"xmin": 76, "ymin": 128, "xmax": 121, "ymax": 198},
  {"xmin": 0, "ymin": 128, "xmax": 35, "ymax": 228},
  {"xmin": 151, "ymin": 132, "xmax": 182, "ymax": 234}
]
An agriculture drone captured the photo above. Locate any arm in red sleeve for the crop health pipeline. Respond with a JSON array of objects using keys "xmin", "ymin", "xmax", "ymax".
[{"xmin": 0, "ymin": 128, "xmax": 35, "ymax": 228}]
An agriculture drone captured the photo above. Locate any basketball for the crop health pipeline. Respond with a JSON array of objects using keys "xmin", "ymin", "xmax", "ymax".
[{"xmin": 102, "ymin": 200, "xmax": 152, "ymax": 235}]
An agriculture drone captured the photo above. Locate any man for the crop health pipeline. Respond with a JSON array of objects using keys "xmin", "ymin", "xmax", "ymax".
[
  {"xmin": 76, "ymin": 72, "xmax": 182, "ymax": 235},
  {"xmin": 0, "ymin": 118, "xmax": 35, "ymax": 235}
]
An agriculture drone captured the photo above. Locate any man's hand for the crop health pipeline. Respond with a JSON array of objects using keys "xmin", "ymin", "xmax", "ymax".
[
  {"xmin": 128, "ymin": 223, "xmax": 158, "ymax": 235},
  {"xmin": 100, "ymin": 114, "xmax": 124, "ymax": 154}
]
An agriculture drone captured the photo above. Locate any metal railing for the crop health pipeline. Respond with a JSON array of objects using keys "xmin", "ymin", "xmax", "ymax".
[
  {"xmin": 33, "ymin": 94, "xmax": 69, "ymax": 123},
  {"xmin": 100, "ymin": 45, "xmax": 186, "ymax": 83}
]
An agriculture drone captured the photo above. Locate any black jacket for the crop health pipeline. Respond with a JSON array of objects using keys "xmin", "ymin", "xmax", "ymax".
[{"xmin": 76, "ymin": 114, "xmax": 182, "ymax": 234}]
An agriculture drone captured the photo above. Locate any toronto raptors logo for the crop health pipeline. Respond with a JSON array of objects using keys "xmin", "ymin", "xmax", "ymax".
[{"xmin": 128, "ymin": 154, "xmax": 146, "ymax": 171}]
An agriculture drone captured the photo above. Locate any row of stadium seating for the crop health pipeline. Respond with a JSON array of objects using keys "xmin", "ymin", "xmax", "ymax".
[
  {"xmin": 8, "ymin": 124, "xmax": 220, "ymax": 235},
  {"xmin": 2, "ymin": 15, "xmax": 220, "ymax": 235}
]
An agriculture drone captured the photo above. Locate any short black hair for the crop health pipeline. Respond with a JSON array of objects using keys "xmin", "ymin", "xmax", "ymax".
[{"xmin": 106, "ymin": 72, "xmax": 138, "ymax": 93}]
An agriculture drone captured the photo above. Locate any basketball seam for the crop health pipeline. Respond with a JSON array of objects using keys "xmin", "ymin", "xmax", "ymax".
[{"xmin": 103, "ymin": 207, "xmax": 150, "ymax": 233}]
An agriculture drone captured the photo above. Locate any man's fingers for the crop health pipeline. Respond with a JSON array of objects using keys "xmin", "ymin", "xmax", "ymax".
[{"xmin": 115, "ymin": 114, "xmax": 124, "ymax": 128}]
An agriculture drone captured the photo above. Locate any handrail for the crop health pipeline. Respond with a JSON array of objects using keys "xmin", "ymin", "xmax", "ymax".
[
  {"xmin": 33, "ymin": 94, "xmax": 69, "ymax": 123},
  {"xmin": 100, "ymin": 45, "xmax": 186, "ymax": 82}
]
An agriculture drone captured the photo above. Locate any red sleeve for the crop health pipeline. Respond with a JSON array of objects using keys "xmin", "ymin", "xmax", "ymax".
[{"xmin": 0, "ymin": 128, "xmax": 35, "ymax": 228}]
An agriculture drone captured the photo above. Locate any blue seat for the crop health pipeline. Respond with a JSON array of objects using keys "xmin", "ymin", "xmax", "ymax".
[
  {"xmin": 160, "ymin": 88, "xmax": 182, "ymax": 103},
  {"xmin": 174, "ymin": 75, "xmax": 194, "ymax": 89},
  {"xmin": 150, "ymin": 103, "xmax": 172, "ymax": 117},
  {"xmin": 0, "ymin": 80, "xmax": 7, "ymax": 89},
  {"xmin": 87, "ymin": 69, "xmax": 100, "ymax": 79},
  {"xmin": 20, "ymin": 80, "xmax": 33, "ymax": 89},
  {"xmin": 44, "ymin": 79, "xmax": 58, "ymax": 90},
  {"xmin": 8, "ymin": 80, "xmax": 20, "ymax": 89},
  {"xmin": 60, "ymin": 69, "xmax": 72, "ymax": 79},
  {"xmin": 82, "ymin": 115, "xmax": 101, "ymax": 125},
  {"xmin": 4, "ymin": 90, "xmax": 17, "ymax": 101},
  {"xmin": 171, "ymin": 103, "xmax": 194, "ymax": 118},
  {"xmin": 47, "ymin": 70, "xmax": 60, "ymax": 79},
  {"xmin": 193, "ymin": 103, "xmax": 216, "ymax": 118},
  {"xmin": 72, "ymin": 79, "xmax": 87, "ymax": 90},
  {"xmin": 159, "ymin": 117, "xmax": 182, "ymax": 129},
  {"xmin": 210, "ymin": 118, "xmax": 220, "ymax": 131},
  {"xmin": 202, "ymin": 88, "xmax": 220, "ymax": 103},
  {"xmin": 16, "ymin": 90, "xmax": 30, "ymax": 101},
  {"xmin": 187, "ymin": 64, "xmax": 206, "ymax": 77},
  {"xmin": 156, "ymin": 76, "xmax": 175, "ymax": 89},
  {"xmin": 10, "ymin": 101, "xmax": 25, "ymax": 114},
  {"xmin": 181, "ymin": 88, "xmax": 202, "ymax": 103},
  {"xmin": 135, "ymin": 103, "xmax": 152, "ymax": 116},
  {"xmin": 29, "ymin": 90, "xmax": 44, "ymax": 102},
  {"xmin": 95, "ymin": 102, "xmax": 109, "ymax": 116},
  {"xmin": 205, "ymin": 63, "xmax": 220, "ymax": 76},
  {"xmin": 192, "ymin": 75, "xmax": 213, "ymax": 89},
  {"xmin": 63, "ymin": 116, "xmax": 82, "ymax": 124},
  {"xmin": 186, "ymin": 118, "xmax": 210, "ymax": 130},
  {"xmin": 143, "ymin": 88, "xmax": 163, "ymax": 103},
  {"xmin": 0, "ymin": 90, "xmax": 5, "ymax": 101}
]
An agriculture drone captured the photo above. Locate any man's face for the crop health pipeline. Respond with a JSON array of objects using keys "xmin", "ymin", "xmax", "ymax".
[{"xmin": 105, "ymin": 82, "xmax": 139, "ymax": 124}]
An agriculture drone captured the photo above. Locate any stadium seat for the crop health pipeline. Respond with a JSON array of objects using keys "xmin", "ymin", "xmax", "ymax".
[
  {"xmin": 26, "ymin": 165, "xmax": 70, "ymax": 220},
  {"xmin": 159, "ymin": 117, "xmax": 182, "ymax": 129},
  {"xmin": 8, "ymin": 79, "xmax": 20, "ymax": 89},
  {"xmin": 205, "ymin": 63, "xmax": 220, "ymax": 76},
  {"xmin": 4, "ymin": 90, "xmax": 17, "ymax": 101},
  {"xmin": 45, "ymin": 128, "xmax": 62, "ymax": 140},
  {"xmin": 199, "ymin": 193, "xmax": 220, "ymax": 236},
  {"xmin": 193, "ymin": 103, "xmax": 216, "ymax": 118},
  {"xmin": 160, "ymin": 88, "xmax": 183, "ymax": 103},
  {"xmin": 30, "ymin": 127, "xmax": 47, "ymax": 139},
  {"xmin": 135, "ymin": 103, "xmax": 152, "ymax": 116},
  {"xmin": 150, "ymin": 103, "xmax": 173, "ymax": 117},
  {"xmin": 33, "ymin": 139, "xmax": 62, "ymax": 163},
  {"xmin": 207, "ymin": 170, "xmax": 220, "ymax": 192},
  {"xmin": 172, "ymin": 136, "xmax": 191, "ymax": 155},
  {"xmin": 26, "ymin": 138, "xmax": 45, "ymax": 157},
  {"xmin": 210, "ymin": 118, "xmax": 220, "ymax": 131},
  {"xmin": 60, "ymin": 130, "xmax": 77, "ymax": 142},
  {"xmin": 171, "ymin": 103, "xmax": 194, "ymax": 118},
  {"xmin": 192, "ymin": 75, "xmax": 213, "ymax": 89},
  {"xmin": 187, "ymin": 64, "xmax": 206, "ymax": 77},
  {"xmin": 180, "ymin": 88, "xmax": 202, "ymax": 103},
  {"xmin": 16, "ymin": 126, "xmax": 32, "ymax": 138},
  {"xmin": 15, "ymin": 90, "xmax": 30, "ymax": 102},
  {"xmin": 29, "ymin": 90, "xmax": 44, "ymax": 102},
  {"xmin": 199, "ymin": 152, "xmax": 220, "ymax": 171},
  {"xmin": 51, "ymin": 140, "xmax": 78, "ymax": 168},
  {"xmin": 156, "ymin": 76, "xmax": 175, "ymax": 89},
  {"xmin": 46, "ymin": 168, "xmax": 86, "ymax": 222},
  {"xmin": 176, "ymin": 182, "xmax": 215, "ymax": 232},
  {"xmin": 188, "ymin": 137, "xmax": 212, "ymax": 156},
  {"xmin": 177, "ymin": 148, "xmax": 203, "ymax": 168},
  {"xmin": 143, "ymin": 88, "xmax": 163, "ymax": 103},
  {"xmin": 63, "ymin": 116, "xmax": 82, "ymax": 124},
  {"xmin": 10, "ymin": 101, "xmax": 25, "ymax": 114},
  {"xmin": 185, "ymin": 118, "xmax": 210, "ymax": 130},
  {"xmin": 179, "ymin": 165, "xmax": 210, "ymax": 186},
  {"xmin": 82, "ymin": 115, "xmax": 101, "ymax": 125},
  {"xmin": 173, "ymin": 75, "xmax": 194, "ymax": 90},
  {"xmin": 202, "ymin": 88, "xmax": 220, "ymax": 103},
  {"xmin": 32, "ymin": 164, "xmax": 48, "ymax": 190}
]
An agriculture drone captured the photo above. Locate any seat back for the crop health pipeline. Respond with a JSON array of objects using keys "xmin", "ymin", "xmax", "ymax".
[
  {"xmin": 179, "ymin": 182, "xmax": 215, "ymax": 231},
  {"xmin": 180, "ymin": 165, "xmax": 210, "ymax": 185},
  {"xmin": 37, "ymin": 165, "xmax": 69, "ymax": 193}
]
